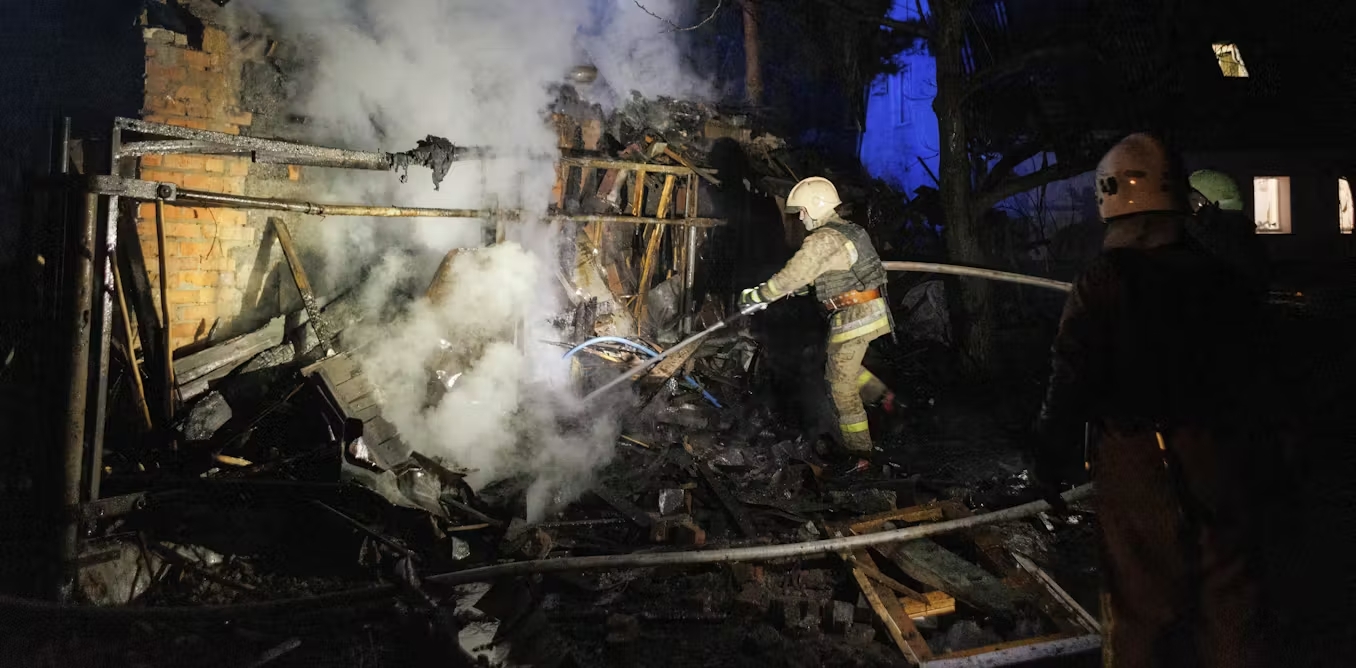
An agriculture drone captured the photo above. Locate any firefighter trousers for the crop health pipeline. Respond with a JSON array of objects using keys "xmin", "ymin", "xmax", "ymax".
[
  {"xmin": 1096, "ymin": 424, "xmax": 1267, "ymax": 668},
  {"xmin": 825, "ymin": 334, "xmax": 888, "ymax": 452}
]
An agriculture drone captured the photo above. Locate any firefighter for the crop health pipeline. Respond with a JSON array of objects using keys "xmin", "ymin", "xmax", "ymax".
[
  {"xmin": 1186, "ymin": 169, "xmax": 1270, "ymax": 292},
  {"xmin": 738, "ymin": 176, "xmax": 893, "ymax": 455},
  {"xmin": 1034, "ymin": 134, "xmax": 1268, "ymax": 667}
]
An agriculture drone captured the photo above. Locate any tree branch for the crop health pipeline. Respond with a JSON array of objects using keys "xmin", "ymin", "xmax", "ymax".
[
  {"xmin": 633, "ymin": 0, "xmax": 725, "ymax": 32},
  {"xmin": 976, "ymin": 141, "xmax": 1043, "ymax": 194},
  {"xmin": 804, "ymin": 0, "xmax": 931, "ymax": 38},
  {"xmin": 971, "ymin": 158, "xmax": 1096, "ymax": 220},
  {"xmin": 960, "ymin": 45, "xmax": 1088, "ymax": 104}
]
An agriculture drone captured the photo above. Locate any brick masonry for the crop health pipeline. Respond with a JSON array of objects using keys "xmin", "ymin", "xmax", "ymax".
[{"xmin": 138, "ymin": 23, "xmax": 275, "ymax": 352}]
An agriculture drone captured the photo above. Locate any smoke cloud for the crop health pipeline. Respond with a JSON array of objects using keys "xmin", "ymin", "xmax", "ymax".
[{"xmin": 235, "ymin": 0, "xmax": 710, "ymax": 520}]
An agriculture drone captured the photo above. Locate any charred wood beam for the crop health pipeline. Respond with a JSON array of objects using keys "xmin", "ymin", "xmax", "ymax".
[
  {"xmin": 269, "ymin": 219, "xmax": 334, "ymax": 354},
  {"xmin": 115, "ymin": 117, "xmax": 396, "ymax": 171}
]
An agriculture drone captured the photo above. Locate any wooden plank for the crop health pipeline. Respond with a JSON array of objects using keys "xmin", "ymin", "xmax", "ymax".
[
  {"xmin": 631, "ymin": 169, "xmax": 646, "ymax": 217},
  {"xmin": 560, "ymin": 157, "xmax": 696, "ymax": 176},
  {"xmin": 656, "ymin": 174, "xmax": 676, "ymax": 220},
  {"xmin": 936, "ymin": 500, "xmax": 1012, "ymax": 576},
  {"xmin": 662, "ymin": 147, "xmax": 722, "ymax": 185},
  {"xmin": 845, "ymin": 550, "xmax": 928, "ymax": 603},
  {"xmin": 883, "ymin": 539, "xmax": 1025, "ymax": 615},
  {"xmin": 851, "ymin": 566, "xmax": 931, "ymax": 665},
  {"xmin": 632, "ymin": 222, "xmax": 665, "ymax": 325},
  {"xmin": 849, "ymin": 503, "xmax": 946, "ymax": 534},
  {"xmin": 903, "ymin": 591, "xmax": 957, "ymax": 620}
]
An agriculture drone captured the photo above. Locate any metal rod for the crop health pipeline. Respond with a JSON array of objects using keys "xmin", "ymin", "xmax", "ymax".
[
  {"xmin": 175, "ymin": 189, "xmax": 494, "ymax": 218},
  {"xmin": 882, "ymin": 261, "xmax": 1071, "ymax": 293},
  {"xmin": 57, "ymin": 191, "xmax": 99, "ymax": 601},
  {"xmin": 116, "ymin": 140, "xmax": 252, "ymax": 158},
  {"xmin": 555, "ymin": 214, "xmax": 724, "ymax": 228},
  {"xmin": 112, "ymin": 251, "xmax": 153, "ymax": 431},
  {"xmin": 115, "ymin": 118, "xmax": 395, "ymax": 171},
  {"xmin": 0, "ymin": 485, "xmax": 1093, "ymax": 620},
  {"xmin": 154, "ymin": 199, "xmax": 174, "ymax": 427},
  {"xmin": 89, "ymin": 173, "xmax": 122, "ymax": 501},
  {"xmin": 918, "ymin": 634, "xmax": 1100, "ymax": 667},
  {"xmin": 59, "ymin": 117, "xmax": 71, "ymax": 174}
]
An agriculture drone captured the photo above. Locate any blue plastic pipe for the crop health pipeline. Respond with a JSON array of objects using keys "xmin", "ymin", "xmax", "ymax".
[{"xmin": 563, "ymin": 337, "xmax": 722, "ymax": 408}]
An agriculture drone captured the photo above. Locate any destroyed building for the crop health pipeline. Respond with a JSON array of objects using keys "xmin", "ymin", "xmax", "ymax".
[{"xmin": 1, "ymin": 1, "xmax": 1355, "ymax": 667}]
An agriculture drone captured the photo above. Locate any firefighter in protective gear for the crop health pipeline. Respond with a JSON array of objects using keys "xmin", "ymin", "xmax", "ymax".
[
  {"xmin": 739, "ymin": 176, "xmax": 893, "ymax": 453},
  {"xmin": 1186, "ymin": 169, "xmax": 1270, "ymax": 292},
  {"xmin": 1036, "ymin": 134, "xmax": 1267, "ymax": 667}
]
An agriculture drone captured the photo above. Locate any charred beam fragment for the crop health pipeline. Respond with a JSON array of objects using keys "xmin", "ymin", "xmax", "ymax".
[{"xmin": 269, "ymin": 219, "xmax": 334, "ymax": 354}]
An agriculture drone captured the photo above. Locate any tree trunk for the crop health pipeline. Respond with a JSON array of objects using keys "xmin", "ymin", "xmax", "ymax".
[
  {"xmin": 741, "ymin": 0, "xmax": 763, "ymax": 105},
  {"xmin": 932, "ymin": 0, "xmax": 995, "ymax": 376}
]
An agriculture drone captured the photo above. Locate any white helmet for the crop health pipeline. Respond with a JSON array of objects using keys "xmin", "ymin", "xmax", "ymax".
[
  {"xmin": 1094, "ymin": 133, "xmax": 1184, "ymax": 221},
  {"xmin": 786, "ymin": 176, "xmax": 842, "ymax": 227}
]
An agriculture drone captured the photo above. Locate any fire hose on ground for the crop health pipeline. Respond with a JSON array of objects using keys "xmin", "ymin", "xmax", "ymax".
[{"xmin": 0, "ymin": 484, "xmax": 1092, "ymax": 621}]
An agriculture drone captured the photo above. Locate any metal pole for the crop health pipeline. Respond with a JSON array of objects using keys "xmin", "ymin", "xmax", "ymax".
[
  {"xmin": 155, "ymin": 199, "xmax": 175, "ymax": 429},
  {"xmin": 56, "ymin": 191, "xmax": 99, "ymax": 601},
  {"xmin": 58, "ymin": 117, "xmax": 71, "ymax": 175},
  {"xmin": 174, "ymin": 190, "xmax": 495, "ymax": 218},
  {"xmin": 0, "ymin": 484, "xmax": 1094, "ymax": 620},
  {"xmin": 881, "ymin": 261, "xmax": 1072, "ymax": 293}
]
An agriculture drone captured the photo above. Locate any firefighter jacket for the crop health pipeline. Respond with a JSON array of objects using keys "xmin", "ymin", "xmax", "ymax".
[
  {"xmin": 1035, "ymin": 212, "xmax": 1262, "ymax": 467},
  {"xmin": 762, "ymin": 214, "xmax": 891, "ymax": 344}
]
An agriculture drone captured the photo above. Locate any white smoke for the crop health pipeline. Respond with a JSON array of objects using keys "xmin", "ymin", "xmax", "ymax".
[{"xmin": 235, "ymin": 0, "xmax": 710, "ymax": 521}]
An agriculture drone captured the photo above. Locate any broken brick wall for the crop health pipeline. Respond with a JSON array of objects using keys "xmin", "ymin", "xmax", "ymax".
[{"xmin": 137, "ymin": 2, "xmax": 316, "ymax": 353}]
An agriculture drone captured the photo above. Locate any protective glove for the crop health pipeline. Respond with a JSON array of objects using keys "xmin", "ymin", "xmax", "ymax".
[{"xmin": 738, "ymin": 284, "xmax": 770, "ymax": 308}]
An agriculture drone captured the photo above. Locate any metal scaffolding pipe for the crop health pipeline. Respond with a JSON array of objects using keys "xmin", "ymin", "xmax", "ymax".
[
  {"xmin": 116, "ymin": 140, "xmax": 252, "ymax": 158},
  {"xmin": 1, "ymin": 485, "xmax": 1092, "ymax": 620},
  {"xmin": 115, "ymin": 117, "xmax": 396, "ymax": 171},
  {"xmin": 883, "ymin": 261, "xmax": 1072, "ymax": 293},
  {"xmin": 56, "ymin": 192, "xmax": 99, "ymax": 601},
  {"xmin": 174, "ymin": 190, "xmax": 496, "ymax": 218}
]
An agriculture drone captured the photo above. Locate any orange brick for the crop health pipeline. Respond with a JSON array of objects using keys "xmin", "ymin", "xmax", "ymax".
[
  {"xmin": 166, "ymin": 223, "xmax": 204, "ymax": 237},
  {"xmin": 184, "ymin": 101, "xmax": 212, "ymax": 118},
  {"xmin": 218, "ymin": 224, "xmax": 253, "ymax": 241},
  {"xmin": 288, "ymin": 165, "xmax": 302, "ymax": 181},
  {"xmin": 177, "ymin": 241, "xmax": 216, "ymax": 258},
  {"xmin": 177, "ymin": 304, "xmax": 217, "ymax": 322},
  {"xmin": 140, "ymin": 155, "xmax": 162, "ymax": 168},
  {"xmin": 183, "ymin": 50, "xmax": 214, "ymax": 70},
  {"xmin": 221, "ymin": 177, "xmax": 246, "ymax": 194},
  {"xmin": 181, "ymin": 270, "xmax": 220, "ymax": 288},
  {"xmin": 165, "ymin": 116, "xmax": 208, "ymax": 130},
  {"xmin": 164, "ymin": 256, "xmax": 198, "ymax": 272},
  {"xmin": 202, "ymin": 27, "xmax": 229, "ymax": 54},
  {"xmin": 145, "ymin": 95, "xmax": 186, "ymax": 116},
  {"xmin": 145, "ymin": 64, "xmax": 186, "ymax": 84},
  {"xmin": 139, "ymin": 169, "xmax": 184, "ymax": 186},
  {"xmin": 209, "ymin": 122, "xmax": 241, "ymax": 135},
  {"xmin": 204, "ymin": 157, "xmax": 225, "ymax": 173},
  {"xmin": 196, "ymin": 288, "xmax": 219, "ymax": 303},
  {"xmin": 166, "ymin": 289, "xmax": 201, "ymax": 304},
  {"xmin": 163, "ymin": 154, "xmax": 206, "ymax": 171},
  {"xmin": 200, "ymin": 257, "xmax": 233, "ymax": 272},
  {"xmin": 211, "ymin": 208, "xmax": 247, "ymax": 225},
  {"xmin": 218, "ymin": 272, "xmax": 235, "ymax": 287},
  {"xmin": 170, "ymin": 322, "xmax": 200, "ymax": 341},
  {"xmin": 226, "ymin": 159, "xmax": 249, "ymax": 177},
  {"xmin": 174, "ymin": 85, "xmax": 205, "ymax": 101},
  {"xmin": 225, "ymin": 110, "xmax": 253, "ymax": 126},
  {"xmin": 166, "ymin": 205, "xmax": 206, "ymax": 220},
  {"xmin": 183, "ymin": 173, "xmax": 225, "ymax": 191},
  {"xmin": 146, "ymin": 46, "xmax": 157, "ymax": 57}
]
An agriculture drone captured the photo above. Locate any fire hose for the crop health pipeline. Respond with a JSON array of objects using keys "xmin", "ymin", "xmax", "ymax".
[{"xmin": 0, "ymin": 484, "xmax": 1092, "ymax": 621}]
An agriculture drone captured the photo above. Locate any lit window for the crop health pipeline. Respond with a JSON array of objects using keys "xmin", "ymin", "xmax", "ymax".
[
  {"xmin": 1212, "ymin": 43, "xmax": 1250, "ymax": 77},
  {"xmin": 1253, "ymin": 177, "xmax": 1291, "ymax": 234},
  {"xmin": 1341, "ymin": 178, "xmax": 1353, "ymax": 234}
]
